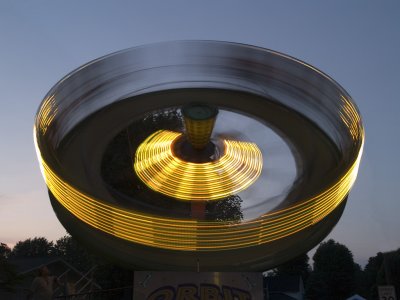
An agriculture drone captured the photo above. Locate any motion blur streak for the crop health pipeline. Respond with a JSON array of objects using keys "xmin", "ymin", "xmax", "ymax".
[
  {"xmin": 134, "ymin": 130, "xmax": 263, "ymax": 201},
  {"xmin": 34, "ymin": 126, "xmax": 364, "ymax": 251}
]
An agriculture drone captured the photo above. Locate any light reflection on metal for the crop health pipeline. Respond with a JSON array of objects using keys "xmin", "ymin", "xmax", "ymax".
[
  {"xmin": 340, "ymin": 95, "xmax": 363, "ymax": 142},
  {"xmin": 37, "ymin": 95, "xmax": 57, "ymax": 135},
  {"xmin": 134, "ymin": 130, "xmax": 262, "ymax": 201},
  {"xmin": 34, "ymin": 125, "xmax": 364, "ymax": 251}
]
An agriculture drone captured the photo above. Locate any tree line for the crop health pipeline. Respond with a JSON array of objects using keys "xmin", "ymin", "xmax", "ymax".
[
  {"xmin": 0, "ymin": 236, "xmax": 132, "ymax": 296},
  {"xmin": 1, "ymin": 237, "xmax": 400, "ymax": 299},
  {"xmin": 270, "ymin": 239, "xmax": 400, "ymax": 299}
]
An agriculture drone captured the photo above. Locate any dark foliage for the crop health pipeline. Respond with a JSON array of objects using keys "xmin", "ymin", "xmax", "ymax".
[
  {"xmin": 0, "ymin": 243, "xmax": 11, "ymax": 259},
  {"xmin": 54, "ymin": 235, "xmax": 94, "ymax": 272},
  {"xmin": 10, "ymin": 237, "xmax": 54, "ymax": 258},
  {"xmin": 0, "ymin": 258, "xmax": 21, "ymax": 292},
  {"xmin": 205, "ymin": 194, "xmax": 243, "ymax": 222},
  {"xmin": 363, "ymin": 252, "xmax": 384, "ymax": 299},
  {"xmin": 0, "ymin": 242, "xmax": 22, "ymax": 292},
  {"xmin": 306, "ymin": 239, "xmax": 356, "ymax": 300},
  {"xmin": 364, "ymin": 249, "xmax": 400, "ymax": 299},
  {"xmin": 54, "ymin": 235, "xmax": 133, "ymax": 291},
  {"xmin": 273, "ymin": 253, "xmax": 311, "ymax": 283}
]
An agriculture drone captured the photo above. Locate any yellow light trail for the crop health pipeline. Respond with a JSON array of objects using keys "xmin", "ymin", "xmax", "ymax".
[
  {"xmin": 134, "ymin": 130, "xmax": 263, "ymax": 201},
  {"xmin": 34, "ymin": 124, "xmax": 364, "ymax": 251},
  {"xmin": 34, "ymin": 91, "xmax": 364, "ymax": 252}
]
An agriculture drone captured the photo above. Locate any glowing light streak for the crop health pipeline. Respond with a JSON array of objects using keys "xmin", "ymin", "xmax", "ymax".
[
  {"xmin": 34, "ymin": 90, "xmax": 365, "ymax": 252},
  {"xmin": 35, "ymin": 129, "xmax": 364, "ymax": 251},
  {"xmin": 134, "ymin": 130, "xmax": 263, "ymax": 200},
  {"xmin": 32, "ymin": 41, "xmax": 366, "ymax": 254},
  {"xmin": 36, "ymin": 95, "xmax": 57, "ymax": 135},
  {"xmin": 340, "ymin": 95, "xmax": 363, "ymax": 142}
]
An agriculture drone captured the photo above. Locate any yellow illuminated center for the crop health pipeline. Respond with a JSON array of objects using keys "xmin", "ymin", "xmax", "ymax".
[{"xmin": 134, "ymin": 130, "xmax": 263, "ymax": 201}]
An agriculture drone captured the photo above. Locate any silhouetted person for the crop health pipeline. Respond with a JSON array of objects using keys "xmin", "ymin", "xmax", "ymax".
[{"xmin": 27, "ymin": 266, "xmax": 60, "ymax": 300}]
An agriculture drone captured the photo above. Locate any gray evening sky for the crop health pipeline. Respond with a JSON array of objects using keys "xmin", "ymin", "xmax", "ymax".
[{"xmin": 0, "ymin": 1, "xmax": 399, "ymax": 267}]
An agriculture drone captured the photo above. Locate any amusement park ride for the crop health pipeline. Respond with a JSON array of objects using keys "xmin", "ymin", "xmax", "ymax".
[{"xmin": 34, "ymin": 41, "xmax": 364, "ymax": 298}]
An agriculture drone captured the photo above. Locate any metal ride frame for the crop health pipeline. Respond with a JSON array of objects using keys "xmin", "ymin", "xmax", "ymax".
[{"xmin": 34, "ymin": 41, "xmax": 364, "ymax": 271}]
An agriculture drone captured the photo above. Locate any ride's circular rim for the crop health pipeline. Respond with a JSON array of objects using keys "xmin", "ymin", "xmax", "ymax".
[{"xmin": 34, "ymin": 41, "xmax": 364, "ymax": 257}]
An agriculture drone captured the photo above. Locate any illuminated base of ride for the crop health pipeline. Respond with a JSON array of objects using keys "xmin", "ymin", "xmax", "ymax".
[
  {"xmin": 49, "ymin": 192, "xmax": 347, "ymax": 271},
  {"xmin": 34, "ymin": 41, "xmax": 364, "ymax": 271}
]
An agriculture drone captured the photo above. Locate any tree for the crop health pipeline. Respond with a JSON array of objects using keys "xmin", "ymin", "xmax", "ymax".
[
  {"xmin": 353, "ymin": 263, "xmax": 367, "ymax": 298},
  {"xmin": 54, "ymin": 235, "xmax": 133, "ymax": 291},
  {"xmin": 54, "ymin": 235, "xmax": 94, "ymax": 272},
  {"xmin": 206, "ymin": 194, "xmax": 243, "ymax": 222},
  {"xmin": 364, "ymin": 251, "xmax": 384, "ymax": 299},
  {"xmin": 0, "ymin": 259, "xmax": 21, "ymax": 292},
  {"xmin": 10, "ymin": 237, "xmax": 54, "ymax": 258},
  {"xmin": 306, "ymin": 239, "xmax": 356, "ymax": 300},
  {"xmin": 383, "ymin": 249, "xmax": 400, "ymax": 298},
  {"xmin": 0, "ymin": 242, "xmax": 21, "ymax": 292},
  {"xmin": 0, "ymin": 243, "xmax": 11, "ymax": 259},
  {"xmin": 273, "ymin": 253, "xmax": 311, "ymax": 282},
  {"xmin": 364, "ymin": 249, "xmax": 400, "ymax": 299}
]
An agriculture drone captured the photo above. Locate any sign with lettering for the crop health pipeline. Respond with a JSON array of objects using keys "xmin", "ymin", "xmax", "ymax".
[
  {"xmin": 378, "ymin": 285, "xmax": 397, "ymax": 300},
  {"xmin": 133, "ymin": 272, "xmax": 264, "ymax": 300}
]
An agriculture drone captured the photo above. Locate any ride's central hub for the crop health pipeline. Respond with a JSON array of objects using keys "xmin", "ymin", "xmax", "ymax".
[
  {"xmin": 133, "ymin": 103, "xmax": 263, "ymax": 201},
  {"xmin": 172, "ymin": 103, "xmax": 221, "ymax": 163},
  {"xmin": 182, "ymin": 103, "xmax": 219, "ymax": 150},
  {"xmin": 172, "ymin": 137, "xmax": 221, "ymax": 163}
]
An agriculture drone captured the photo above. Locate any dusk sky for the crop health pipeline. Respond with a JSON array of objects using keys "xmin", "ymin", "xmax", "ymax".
[{"xmin": 1, "ymin": 1, "xmax": 399, "ymax": 267}]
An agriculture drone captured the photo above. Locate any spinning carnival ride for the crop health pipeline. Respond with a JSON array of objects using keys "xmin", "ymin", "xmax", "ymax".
[{"xmin": 34, "ymin": 41, "xmax": 364, "ymax": 271}]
